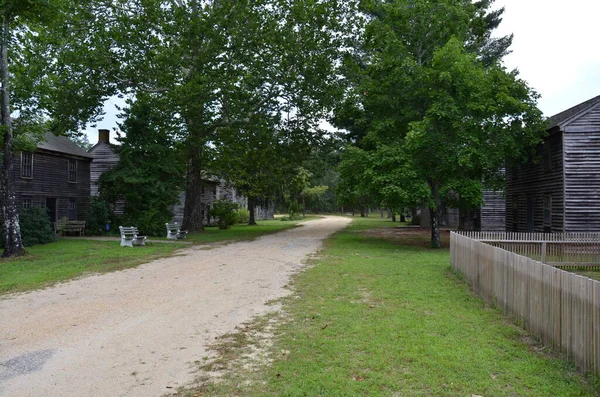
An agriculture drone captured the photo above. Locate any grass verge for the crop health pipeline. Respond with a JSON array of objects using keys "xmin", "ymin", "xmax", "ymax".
[
  {"xmin": 0, "ymin": 217, "xmax": 321, "ymax": 296},
  {"xmin": 183, "ymin": 217, "xmax": 599, "ymax": 396},
  {"xmin": 184, "ymin": 217, "xmax": 318, "ymax": 245},
  {"xmin": 0, "ymin": 239, "xmax": 187, "ymax": 295}
]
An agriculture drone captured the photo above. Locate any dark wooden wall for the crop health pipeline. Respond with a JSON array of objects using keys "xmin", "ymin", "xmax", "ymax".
[
  {"xmin": 12, "ymin": 149, "xmax": 92, "ymax": 222},
  {"xmin": 480, "ymin": 190, "xmax": 506, "ymax": 231},
  {"xmin": 564, "ymin": 129, "xmax": 600, "ymax": 232},
  {"xmin": 506, "ymin": 132, "xmax": 565, "ymax": 232}
]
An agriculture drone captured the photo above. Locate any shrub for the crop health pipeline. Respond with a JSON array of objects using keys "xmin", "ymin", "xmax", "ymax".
[
  {"xmin": 286, "ymin": 199, "xmax": 302, "ymax": 221},
  {"xmin": 20, "ymin": 206, "xmax": 55, "ymax": 247},
  {"xmin": 236, "ymin": 208, "xmax": 250, "ymax": 224},
  {"xmin": 211, "ymin": 200, "xmax": 240, "ymax": 229},
  {"xmin": 87, "ymin": 197, "xmax": 113, "ymax": 235}
]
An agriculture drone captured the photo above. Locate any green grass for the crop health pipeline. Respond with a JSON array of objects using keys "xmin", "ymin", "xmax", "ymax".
[
  {"xmin": 184, "ymin": 217, "xmax": 318, "ymax": 245},
  {"xmin": 0, "ymin": 217, "xmax": 320, "ymax": 296},
  {"xmin": 190, "ymin": 217, "xmax": 598, "ymax": 396},
  {"xmin": 0, "ymin": 239, "xmax": 187, "ymax": 295}
]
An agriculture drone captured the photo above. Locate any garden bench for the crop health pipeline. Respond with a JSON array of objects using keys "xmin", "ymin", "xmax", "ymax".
[
  {"xmin": 57, "ymin": 219, "xmax": 86, "ymax": 236},
  {"xmin": 166, "ymin": 222, "xmax": 187, "ymax": 240},
  {"xmin": 119, "ymin": 226, "xmax": 147, "ymax": 247}
]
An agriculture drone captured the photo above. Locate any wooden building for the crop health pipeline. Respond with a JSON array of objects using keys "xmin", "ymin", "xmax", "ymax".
[
  {"xmin": 88, "ymin": 129, "xmax": 120, "ymax": 197},
  {"xmin": 13, "ymin": 132, "xmax": 92, "ymax": 224},
  {"xmin": 506, "ymin": 95, "xmax": 600, "ymax": 232}
]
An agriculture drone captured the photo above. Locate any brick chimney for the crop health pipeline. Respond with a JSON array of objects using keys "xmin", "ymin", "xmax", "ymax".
[{"xmin": 98, "ymin": 129, "xmax": 110, "ymax": 144}]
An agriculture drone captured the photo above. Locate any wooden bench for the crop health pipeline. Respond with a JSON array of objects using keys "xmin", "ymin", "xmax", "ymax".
[
  {"xmin": 166, "ymin": 222, "xmax": 187, "ymax": 240},
  {"xmin": 57, "ymin": 219, "xmax": 86, "ymax": 236},
  {"xmin": 119, "ymin": 226, "xmax": 147, "ymax": 247}
]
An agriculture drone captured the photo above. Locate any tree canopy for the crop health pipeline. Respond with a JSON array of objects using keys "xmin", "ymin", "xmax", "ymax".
[{"xmin": 335, "ymin": 0, "xmax": 544, "ymax": 247}]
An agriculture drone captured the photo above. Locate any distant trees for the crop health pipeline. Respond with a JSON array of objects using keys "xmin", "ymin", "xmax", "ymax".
[{"xmin": 335, "ymin": 0, "xmax": 544, "ymax": 247}]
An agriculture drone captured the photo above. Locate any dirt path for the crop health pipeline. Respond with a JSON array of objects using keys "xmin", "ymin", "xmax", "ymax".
[{"xmin": 0, "ymin": 216, "xmax": 350, "ymax": 397}]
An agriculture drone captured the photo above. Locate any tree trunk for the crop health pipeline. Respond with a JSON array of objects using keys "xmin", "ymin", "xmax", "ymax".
[
  {"xmin": 248, "ymin": 196, "xmax": 257, "ymax": 225},
  {"xmin": 400, "ymin": 212, "xmax": 406, "ymax": 222},
  {"xmin": 429, "ymin": 181, "xmax": 442, "ymax": 249},
  {"xmin": 1, "ymin": 15, "xmax": 24, "ymax": 258},
  {"xmin": 181, "ymin": 125, "xmax": 204, "ymax": 232},
  {"xmin": 360, "ymin": 207, "xmax": 366, "ymax": 217}
]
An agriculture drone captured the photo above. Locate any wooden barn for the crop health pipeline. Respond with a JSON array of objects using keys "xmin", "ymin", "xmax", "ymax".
[
  {"xmin": 13, "ymin": 132, "xmax": 92, "ymax": 224},
  {"xmin": 506, "ymin": 95, "xmax": 600, "ymax": 232}
]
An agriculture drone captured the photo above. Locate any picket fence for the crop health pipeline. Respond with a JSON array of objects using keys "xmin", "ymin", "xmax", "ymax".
[{"xmin": 451, "ymin": 231, "xmax": 600, "ymax": 374}]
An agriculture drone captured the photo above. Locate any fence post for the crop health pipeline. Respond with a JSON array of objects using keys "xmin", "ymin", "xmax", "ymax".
[{"xmin": 541, "ymin": 241, "xmax": 547, "ymax": 264}]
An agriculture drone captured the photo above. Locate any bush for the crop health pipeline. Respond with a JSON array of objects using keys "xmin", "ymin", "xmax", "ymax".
[
  {"xmin": 286, "ymin": 199, "xmax": 302, "ymax": 221},
  {"xmin": 236, "ymin": 208, "xmax": 250, "ymax": 224},
  {"xmin": 87, "ymin": 197, "xmax": 113, "ymax": 235},
  {"xmin": 211, "ymin": 200, "xmax": 240, "ymax": 229},
  {"xmin": 20, "ymin": 206, "xmax": 55, "ymax": 247}
]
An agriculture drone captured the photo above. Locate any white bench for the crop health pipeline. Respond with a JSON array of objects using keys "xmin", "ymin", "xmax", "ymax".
[
  {"xmin": 119, "ymin": 226, "xmax": 147, "ymax": 247},
  {"xmin": 166, "ymin": 222, "xmax": 187, "ymax": 240}
]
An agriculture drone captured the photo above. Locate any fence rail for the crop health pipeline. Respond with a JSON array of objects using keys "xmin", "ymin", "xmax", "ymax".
[
  {"xmin": 456, "ymin": 231, "xmax": 600, "ymax": 267},
  {"xmin": 451, "ymin": 232, "xmax": 600, "ymax": 374}
]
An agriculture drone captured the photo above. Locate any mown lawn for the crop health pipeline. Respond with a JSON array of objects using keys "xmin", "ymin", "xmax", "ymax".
[
  {"xmin": 0, "ymin": 239, "xmax": 187, "ymax": 295},
  {"xmin": 0, "ymin": 217, "xmax": 316, "ymax": 296},
  {"xmin": 191, "ymin": 217, "xmax": 599, "ymax": 396},
  {"xmin": 185, "ymin": 217, "xmax": 318, "ymax": 244}
]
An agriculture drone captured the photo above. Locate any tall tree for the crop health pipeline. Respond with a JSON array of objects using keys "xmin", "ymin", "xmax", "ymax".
[
  {"xmin": 98, "ymin": 95, "xmax": 186, "ymax": 235},
  {"xmin": 335, "ymin": 0, "xmax": 544, "ymax": 247},
  {"xmin": 100, "ymin": 0, "xmax": 356, "ymax": 232}
]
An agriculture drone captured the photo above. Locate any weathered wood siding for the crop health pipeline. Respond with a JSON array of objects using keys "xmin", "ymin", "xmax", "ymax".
[
  {"xmin": 480, "ymin": 190, "xmax": 506, "ymax": 231},
  {"xmin": 12, "ymin": 150, "xmax": 91, "ymax": 221},
  {"xmin": 506, "ymin": 132, "xmax": 565, "ymax": 232},
  {"xmin": 89, "ymin": 142, "xmax": 119, "ymax": 196},
  {"xmin": 564, "ymin": 130, "xmax": 600, "ymax": 232}
]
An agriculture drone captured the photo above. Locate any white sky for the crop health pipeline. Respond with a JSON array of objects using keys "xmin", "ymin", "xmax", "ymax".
[
  {"xmin": 85, "ymin": 0, "xmax": 600, "ymax": 144},
  {"xmin": 494, "ymin": 0, "xmax": 600, "ymax": 116}
]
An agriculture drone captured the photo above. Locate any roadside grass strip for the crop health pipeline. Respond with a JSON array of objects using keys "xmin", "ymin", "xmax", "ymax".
[
  {"xmin": 0, "ymin": 239, "xmax": 186, "ymax": 295},
  {"xmin": 0, "ymin": 218, "xmax": 319, "ymax": 296},
  {"xmin": 191, "ymin": 218, "xmax": 599, "ymax": 396},
  {"xmin": 185, "ymin": 217, "xmax": 318, "ymax": 245}
]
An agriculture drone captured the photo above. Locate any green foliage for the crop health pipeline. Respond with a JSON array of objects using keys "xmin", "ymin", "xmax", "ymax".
[
  {"xmin": 236, "ymin": 208, "xmax": 250, "ymax": 224},
  {"xmin": 98, "ymin": 95, "xmax": 186, "ymax": 236},
  {"xmin": 334, "ymin": 0, "xmax": 545, "ymax": 247},
  {"xmin": 86, "ymin": 197, "xmax": 113, "ymax": 236},
  {"xmin": 211, "ymin": 200, "xmax": 240, "ymax": 230},
  {"xmin": 283, "ymin": 199, "xmax": 303, "ymax": 221},
  {"xmin": 19, "ymin": 207, "xmax": 54, "ymax": 247}
]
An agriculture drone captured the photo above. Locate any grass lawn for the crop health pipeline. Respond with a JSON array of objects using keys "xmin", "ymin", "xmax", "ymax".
[
  {"xmin": 0, "ymin": 217, "xmax": 317, "ymax": 296},
  {"xmin": 184, "ymin": 217, "xmax": 319, "ymax": 244},
  {"xmin": 189, "ymin": 217, "xmax": 599, "ymax": 396},
  {"xmin": 0, "ymin": 239, "xmax": 187, "ymax": 295}
]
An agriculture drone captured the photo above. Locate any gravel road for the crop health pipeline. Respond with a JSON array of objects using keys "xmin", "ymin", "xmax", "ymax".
[{"xmin": 0, "ymin": 216, "xmax": 350, "ymax": 397}]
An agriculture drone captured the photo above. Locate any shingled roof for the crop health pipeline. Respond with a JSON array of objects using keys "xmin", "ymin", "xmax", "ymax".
[
  {"xmin": 37, "ymin": 132, "xmax": 93, "ymax": 159},
  {"xmin": 547, "ymin": 94, "xmax": 600, "ymax": 130}
]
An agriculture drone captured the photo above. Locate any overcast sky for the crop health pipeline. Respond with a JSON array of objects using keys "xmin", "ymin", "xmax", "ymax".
[
  {"xmin": 494, "ymin": 0, "xmax": 600, "ymax": 116},
  {"xmin": 85, "ymin": 0, "xmax": 600, "ymax": 144}
]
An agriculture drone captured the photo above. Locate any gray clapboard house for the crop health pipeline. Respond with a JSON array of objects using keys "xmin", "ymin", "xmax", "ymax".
[
  {"xmin": 506, "ymin": 95, "xmax": 600, "ymax": 232},
  {"xmin": 12, "ymin": 132, "xmax": 92, "ymax": 225}
]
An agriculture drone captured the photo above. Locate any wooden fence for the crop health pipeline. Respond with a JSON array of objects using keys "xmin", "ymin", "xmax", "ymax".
[
  {"xmin": 459, "ymin": 231, "xmax": 600, "ymax": 267},
  {"xmin": 451, "ymin": 232, "xmax": 600, "ymax": 374}
]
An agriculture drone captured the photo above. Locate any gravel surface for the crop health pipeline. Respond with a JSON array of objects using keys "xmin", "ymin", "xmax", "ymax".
[{"xmin": 0, "ymin": 216, "xmax": 350, "ymax": 397}]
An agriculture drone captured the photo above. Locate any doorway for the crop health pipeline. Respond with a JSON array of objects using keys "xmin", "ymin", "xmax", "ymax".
[{"xmin": 526, "ymin": 196, "xmax": 534, "ymax": 232}]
